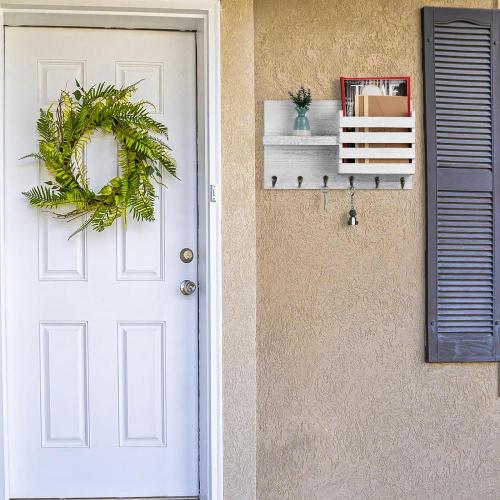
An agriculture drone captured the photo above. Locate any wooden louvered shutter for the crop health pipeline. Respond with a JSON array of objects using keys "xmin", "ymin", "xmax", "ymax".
[{"xmin": 423, "ymin": 7, "xmax": 500, "ymax": 362}]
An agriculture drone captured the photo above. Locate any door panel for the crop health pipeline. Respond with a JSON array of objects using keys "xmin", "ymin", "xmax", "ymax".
[
  {"xmin": 39, "ymin": 321, "xmax": 89, "ymax": 448},
  {"xmin": 117, "ymin": 321, "xmax": 167, "ymax": 447},
  {"xmin": 5, "ymin": 27, "xmax": 198, "ymax": 498}
]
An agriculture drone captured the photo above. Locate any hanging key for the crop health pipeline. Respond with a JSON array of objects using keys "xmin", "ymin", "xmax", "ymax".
[{"xmin": 322, "ymin": 175, "xmax": 329, "ymax": 212}]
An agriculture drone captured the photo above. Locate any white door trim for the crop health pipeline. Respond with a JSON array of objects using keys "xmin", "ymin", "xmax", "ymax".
[{"xmin": 0, "ymin": 2, "xmax": 222, "ymax": 499}]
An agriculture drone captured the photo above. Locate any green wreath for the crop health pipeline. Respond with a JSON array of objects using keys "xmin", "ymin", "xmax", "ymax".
[{"xmin": 22, "ymin": 81, "xmax": 176, "ymax": 238}]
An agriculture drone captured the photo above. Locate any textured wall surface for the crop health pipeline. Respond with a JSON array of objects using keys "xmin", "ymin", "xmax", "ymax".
[
  {"xmin": 254, "ymin": 1, "xmax": 500, "ymax": 499},
  {"xmin": 221, "ymin": 1, "xmax": 257, "ymax": 499}
]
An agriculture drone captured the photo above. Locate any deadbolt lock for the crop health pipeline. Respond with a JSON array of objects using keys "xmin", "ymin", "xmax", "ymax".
[{"xmin": 180, "ymin": 247, "xmax": 194, "ymax": 263}]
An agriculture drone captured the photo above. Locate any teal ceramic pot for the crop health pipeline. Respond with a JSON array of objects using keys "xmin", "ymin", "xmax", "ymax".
[{"xmin": 293, "ymin": 107, "xmax": 311, "ymax": 136}]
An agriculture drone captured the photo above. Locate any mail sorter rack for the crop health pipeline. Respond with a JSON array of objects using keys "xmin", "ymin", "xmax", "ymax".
[{"xmin": 263, "ymin": 100, "xmax": 415, "ymax": 190}]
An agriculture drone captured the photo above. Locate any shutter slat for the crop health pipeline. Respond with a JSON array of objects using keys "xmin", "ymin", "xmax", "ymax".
[
  {"xmin": 436, "ymin": 116, "xmax": 491, "ymax": 123},
  {"xmin": 436, "ymin": 73, "xmax": 489, "ymax": 83},
  {"xmin": 436, "ymin": 63, "xmax": 490, "ymax": 73},
  {"xmin": 424, "ymin": 7, "xmax": 499, "ymax": 362},
  {"xmin": 437, "ymin": 129, "xmax": 490, "ymax": 135},
  {"xmin": 435, "ymin": 36, "xmax": 491, "ymax": 43},
  {"xmin": 436, "ymin": 82, "xmax": 490, "ymax": 89},
  {"xmin": 435, "ymin": 54, "xmax": 490, "ymax": 61},
  {"xmin": 439, "ymin": 257, "xmax": 493, "ymax": 261},
  {"xmin": 439, "ymin": 295, "xmax": 493, "ymax": 300},
  {"xmin": 437, "ymin": 93, "xmax": 491, "ymax": 100},
  {"xmin": 437, "ymin": 164, "xmax": 492, "ymax": 170},
  {"xmin": 437, "ymin": 100, "xmax": 491, "ymax": 107},
  {"xmin": 436, "ymin": 138, "xmax": 491, "ymax": 145},
  {"xmin": 436, "ymin": 109, "xmax": 491, "ymax": 117},
  {"xmin": 434, "ymin": 32, "xmax": 490, "ymax": 39},
  {"xmin": 439, "ymin": 252, "xmax": 493, "ymax": 257}
]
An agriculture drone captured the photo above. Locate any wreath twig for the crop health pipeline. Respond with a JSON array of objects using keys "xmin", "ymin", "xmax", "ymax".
[{"xmin": 22, "ymin": 80, "xmax": 176, "ymax": 238}]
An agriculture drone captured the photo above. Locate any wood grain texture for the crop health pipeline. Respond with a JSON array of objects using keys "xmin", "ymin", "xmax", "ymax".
[
  {"xmin": 340, "ymin": 131, "xmax": 415, "ymax": 143},
  {"xmin": 264, "ymin": 100, "xmax": 340, "ymax": 136},
  {"xmin": 338, "ymin": 163, "xmax": 415, "ymax": 175},
  {"xmin": 340, "ymin": 115, "xmax": 415, "ymax": 128},
  {"xmin": 339, "ymin": 148, "xmax": 415, "ymax": 159},
  {"xmin": 263, "ymin": 100, "xmax": 414, "ymax": 189},
  {"xmin": 263, "ymin": 135, "xmax": 337, "ymax": 146}
]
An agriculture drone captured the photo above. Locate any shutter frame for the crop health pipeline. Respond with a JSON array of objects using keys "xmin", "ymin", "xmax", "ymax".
[{"xmin": 424, "ymin": 6, "xmax": 500, "ymax": 362}]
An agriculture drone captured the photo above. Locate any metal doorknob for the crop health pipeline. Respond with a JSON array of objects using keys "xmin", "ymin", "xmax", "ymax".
[{"xmin": 180, "ymin": 279, "xmax": 197, "ymax": 296}]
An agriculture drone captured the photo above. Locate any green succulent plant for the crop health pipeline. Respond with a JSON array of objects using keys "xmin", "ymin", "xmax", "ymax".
[{"xmin": 288, "ymin": 85, "xmax": 312, "ymax": 109}]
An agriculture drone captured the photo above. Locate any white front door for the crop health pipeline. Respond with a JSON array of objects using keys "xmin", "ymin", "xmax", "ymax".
[{"xmin": 5, "ymin": 27, "xmax": 199, "ymax": 498}]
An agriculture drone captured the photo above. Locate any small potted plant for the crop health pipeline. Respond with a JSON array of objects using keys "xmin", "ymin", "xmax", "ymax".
[{"xmin": 288, "ymin": 85, "xmax": 312, "ymax": 136}]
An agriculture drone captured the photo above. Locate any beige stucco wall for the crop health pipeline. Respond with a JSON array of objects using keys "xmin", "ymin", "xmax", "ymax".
[
  {"xmin": 254, "ymin": 0, "xmax": 500, "ymax": 499},
  {"xmin": 221, "ymin": 1, "xmax": 257, "ymax": 499}
]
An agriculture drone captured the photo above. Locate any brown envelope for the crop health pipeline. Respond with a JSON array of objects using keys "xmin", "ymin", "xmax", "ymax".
[{"xmin": 362, "ymin": 96, "xmax": 410, "ymax": 164}]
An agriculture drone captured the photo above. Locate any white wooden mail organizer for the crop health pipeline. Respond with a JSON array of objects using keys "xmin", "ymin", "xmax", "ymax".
[{"xmin": 263, "ymin": 100, "xmax": 415, "ymax": 190}]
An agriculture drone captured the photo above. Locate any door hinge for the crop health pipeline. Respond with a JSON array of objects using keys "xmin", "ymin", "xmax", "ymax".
[{"xmin": 210, "ymin": 184, "xmax": 217, "ymax": 203}]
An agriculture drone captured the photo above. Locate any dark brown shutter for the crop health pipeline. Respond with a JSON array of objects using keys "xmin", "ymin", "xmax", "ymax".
[{"xmin": 424, "ymin": 7, "xmax": 500, "ymax": 362}]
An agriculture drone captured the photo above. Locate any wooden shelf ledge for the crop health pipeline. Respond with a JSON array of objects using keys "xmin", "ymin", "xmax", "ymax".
[{"xmin": 263, "ymin": 135, "xmax": 338, "ymax": 146}]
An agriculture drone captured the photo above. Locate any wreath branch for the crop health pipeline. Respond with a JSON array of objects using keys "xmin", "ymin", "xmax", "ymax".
[{"xmin": 21, "ymin": 80, "xmax": 176, "ymax": 238}]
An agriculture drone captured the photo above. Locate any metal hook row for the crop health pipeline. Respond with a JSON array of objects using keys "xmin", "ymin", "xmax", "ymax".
[
  {"xmin": 271, "ymin": 175, "xmax": 406, "ymax": 189},
  {"xmin": 350, "ymin": 176, "xmax": 405, "ymax": 190}
]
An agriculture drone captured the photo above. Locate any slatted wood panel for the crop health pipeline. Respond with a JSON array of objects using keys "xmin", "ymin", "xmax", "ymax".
[
  {"xmin": 338, "ymin": 111, "xmax": 416, "ymax": 176},
  {"xmin": 437, "ymin": 191, "xmax": 495, "ymax": 358},
  {"xmin": 424, "ymin": 7, "xmax": 500, "ymax": 362},
  {"xmin": 434, "ymin": 20, "xmax": 493, "ymax": 173}
]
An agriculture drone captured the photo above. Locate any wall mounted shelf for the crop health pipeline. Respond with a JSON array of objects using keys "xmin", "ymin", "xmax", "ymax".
[
  {"xmin": 263, "ymin": 135, "xmax": 338, "ymax": 147},
  {"xmin": 263, "ymin": 100, "xmax": 415, "ymax": 190}
]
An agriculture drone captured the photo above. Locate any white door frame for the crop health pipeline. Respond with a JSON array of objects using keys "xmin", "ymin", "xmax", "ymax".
[{"xmin": 0, "ymin": 2, "xmax": 222, "ymax": 499}]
